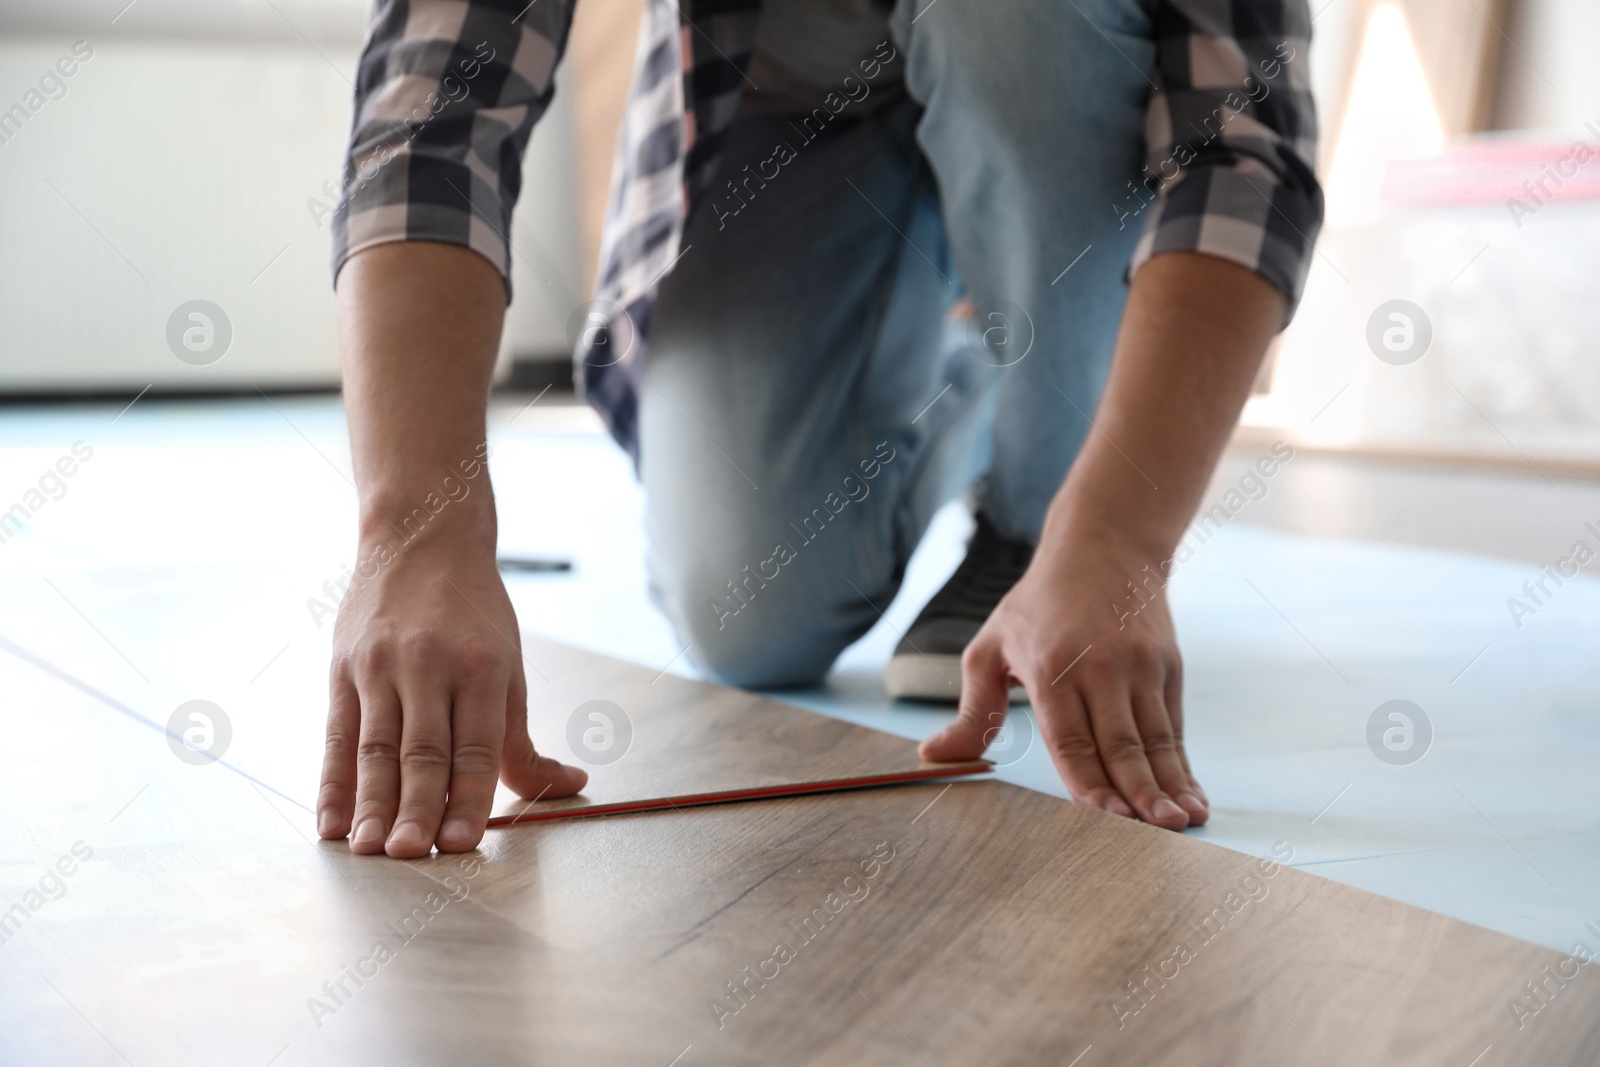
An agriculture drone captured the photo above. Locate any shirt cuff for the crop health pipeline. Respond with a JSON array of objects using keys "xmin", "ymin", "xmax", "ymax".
[
  {"xmin": 1129, "ymin": 160, "xmax": 1325, "ymax": 327},
  {"xmin": 329, "ymin": 135, "xmax": 516, "ymax": 304}
]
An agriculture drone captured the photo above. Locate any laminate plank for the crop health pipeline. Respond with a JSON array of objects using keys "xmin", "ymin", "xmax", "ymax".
[
  {"xmin": 490, "ymin": 636, "xmax": 988, "ymax": 821},
  {"xmin": 450, "ymin": 781, "xmax": 1600, "ymax": 1067},
  {"xmin": 6, "ymin": 636, "xmax": 1598, "ymax": 1065}
]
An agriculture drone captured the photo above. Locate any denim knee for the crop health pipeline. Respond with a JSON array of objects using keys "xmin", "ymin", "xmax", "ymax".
[{"xmin": 661, "ymin": 555, "xmax": 862, "ymax": 690}]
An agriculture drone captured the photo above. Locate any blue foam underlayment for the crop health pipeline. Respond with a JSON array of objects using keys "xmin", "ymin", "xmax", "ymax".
[
  {"xmin": 1, "ymin": 399, "xmax": 1595, "ymax": 955},
  {"xmin": 491, "ymin": 432, "xmax": 1600, "ymax": 957}
]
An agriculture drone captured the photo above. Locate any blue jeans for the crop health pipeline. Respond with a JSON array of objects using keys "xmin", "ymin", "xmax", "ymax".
[{"xmin": 639, "ymin": 0, "xmax": 1155, "ymax": 686}]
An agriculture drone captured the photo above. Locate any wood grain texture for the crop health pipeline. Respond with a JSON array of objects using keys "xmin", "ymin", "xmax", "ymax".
[
  {"xmin": 4, "ymin": 638, "xmax": 1599, "ymax": 1066},
  {"xmin": 449, "ymin": 780, "xmax": 1600, "ymax": 1067},
  {"xmin": 490, "ymin": 636, "xmax": 988, "ymax": 822}
]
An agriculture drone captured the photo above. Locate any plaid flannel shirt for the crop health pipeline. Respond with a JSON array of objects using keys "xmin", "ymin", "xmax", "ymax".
[{"xmin": 332, "ymin": 0, "xmax": 1323, "ymax": 461}]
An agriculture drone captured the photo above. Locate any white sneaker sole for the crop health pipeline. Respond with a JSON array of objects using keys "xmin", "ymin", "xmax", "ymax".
[
  {"xmin": 884, "ymin": 654, "xmax": 1029, "ymax": 704},
  {"xmin": 884, "ymin": 653, "xmax": 963, "ymax": 702}
]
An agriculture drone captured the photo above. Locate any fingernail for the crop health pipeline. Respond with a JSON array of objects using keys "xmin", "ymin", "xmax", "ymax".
[
  {"xmin": 1192, "ymin": 782, "xmax": 1211, "ymax": 805},
  {"xmin": 438, "ymin": 816, "xmax": 472, "ymax": 845},
  {"xmin": 317, "ymin": 808, "xmax": 338, "ymax": 837},
  {"xmin": 1107, "ymin": 796, "xmax": 1135, "ymax": 818},
  {"xmin": 1177, "ymin": 792, "xmax": 1208, "ymax": 816},
  {"xmin": 1153, "ymin": 797, "xmax": 1186, "ymax": 823},
  {"xmin": 563, "ymin": 764, "xmax": 589, "ymax": 790},
  {"xmin": 386, "ymin": 821, "xmax": 424, "ymax": 851},
  {"xmin": 351, "ymin": 816, "xmax": 384, "ymax": 848}
]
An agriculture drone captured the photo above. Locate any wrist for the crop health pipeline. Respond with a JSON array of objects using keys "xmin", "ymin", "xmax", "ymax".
[
  {"xmin": 1039, "ymin": 478, "xmax": 1184, "ymax": 567},
  {"xmin": 356, "ymin": 477, "xmax": 498, "ymax": 560}
]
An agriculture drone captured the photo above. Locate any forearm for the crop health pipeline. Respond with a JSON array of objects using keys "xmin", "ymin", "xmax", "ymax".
[
  {"xmin": 336, "ymin": 241, "xmax": 507, "ymax": 555},
  {"xmin": 1041, "ymin": 252, "xmax": 1287, "ymax": 559}
]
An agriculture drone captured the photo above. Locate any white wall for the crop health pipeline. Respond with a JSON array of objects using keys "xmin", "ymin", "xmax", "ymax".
[
  {"xmin": 1494, "ymin": 0, "xmax": 1600, "ymax": 132},
  {"xmin": 0, "ymin": 6, "xmax": 582, "ymax": 393},
  {"xmin": 1257, "ymin": 0, "xmax": 1600, "ymax": 464}
]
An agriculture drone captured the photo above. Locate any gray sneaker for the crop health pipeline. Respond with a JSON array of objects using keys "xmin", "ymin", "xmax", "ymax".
[{"xmin": 884, "ymin": 512, "xmax": 1034, "ymax": 703}]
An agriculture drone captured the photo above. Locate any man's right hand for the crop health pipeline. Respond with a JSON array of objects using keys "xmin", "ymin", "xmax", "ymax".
[
  {"xmin": 322, "ymin": 241, "xmax": 588, "ymax": 859},
  {"xmin": 317, "ymin": 536, "xmax": 587, "ymax": 857}
]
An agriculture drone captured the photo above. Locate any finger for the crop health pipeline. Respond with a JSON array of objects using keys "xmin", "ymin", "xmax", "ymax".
[
  {"xmin": 1086, "ymin": 684, "xmax": 1189, "ymax": 830},
  {"xmin": 1028, "ymin": 680, "xmax": 1135, "ymax": 819},
  {"xmin": 385, "ymin": 666, "xmax": 456, "ymax": 858},
  {"xmin": 1165, "ymin": 657, "xmax": 1208, "ymax": 807},
  {"xmin": 501, "ymin": 665, "xmax": 588, "ymax": 800},
  {"xmin": 317, "ymin": 666, "xmax": 361, "ymax": 839},
  {"xmin": 435, "ymin": 661, "xmax": 510, "ymax": 853},
  {"xmin": 349, "ymin": 678, "xmax": 403, "ymax": 855},
  {"xmin": 919, "ymin": 637, "xmax": 1010, "ymax": 762},
  {"xmin": 1131, "ymin": 685, "xmax": 1207, "ymax": 826}
]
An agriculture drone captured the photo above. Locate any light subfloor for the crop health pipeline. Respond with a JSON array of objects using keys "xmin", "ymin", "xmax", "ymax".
[{"xmin": 2, "ymin": 393, "xmax": 1596, "ymax": 964}]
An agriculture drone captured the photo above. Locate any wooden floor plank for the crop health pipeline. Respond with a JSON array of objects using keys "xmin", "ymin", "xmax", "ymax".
[
  {"xmin": 490, "ymin": 636, "xmax": 987, "ymax": 821},
  {"xmin": 4, "ymin": 637, "xmax": 1598, "ymax": 1065}
]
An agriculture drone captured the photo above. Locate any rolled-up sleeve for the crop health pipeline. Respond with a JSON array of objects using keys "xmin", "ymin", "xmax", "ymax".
[
  {"xmin": 330, "ymin": 0, "xmax": 575, "ymax": 297},
  {"xmin": 1130, "ymin": 0, "xmax": 1324, "ymax": 321}
]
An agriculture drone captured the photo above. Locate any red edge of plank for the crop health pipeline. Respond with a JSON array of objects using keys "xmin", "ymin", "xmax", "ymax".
[{"xmin": 485, "ymin": 762, "xmax": 993, "ymax": 827}]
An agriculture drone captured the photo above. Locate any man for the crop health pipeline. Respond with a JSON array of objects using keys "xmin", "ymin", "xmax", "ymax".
[{"xmin": 316, "ymin": 0, "xmax": 1322, "ymax": 858}]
